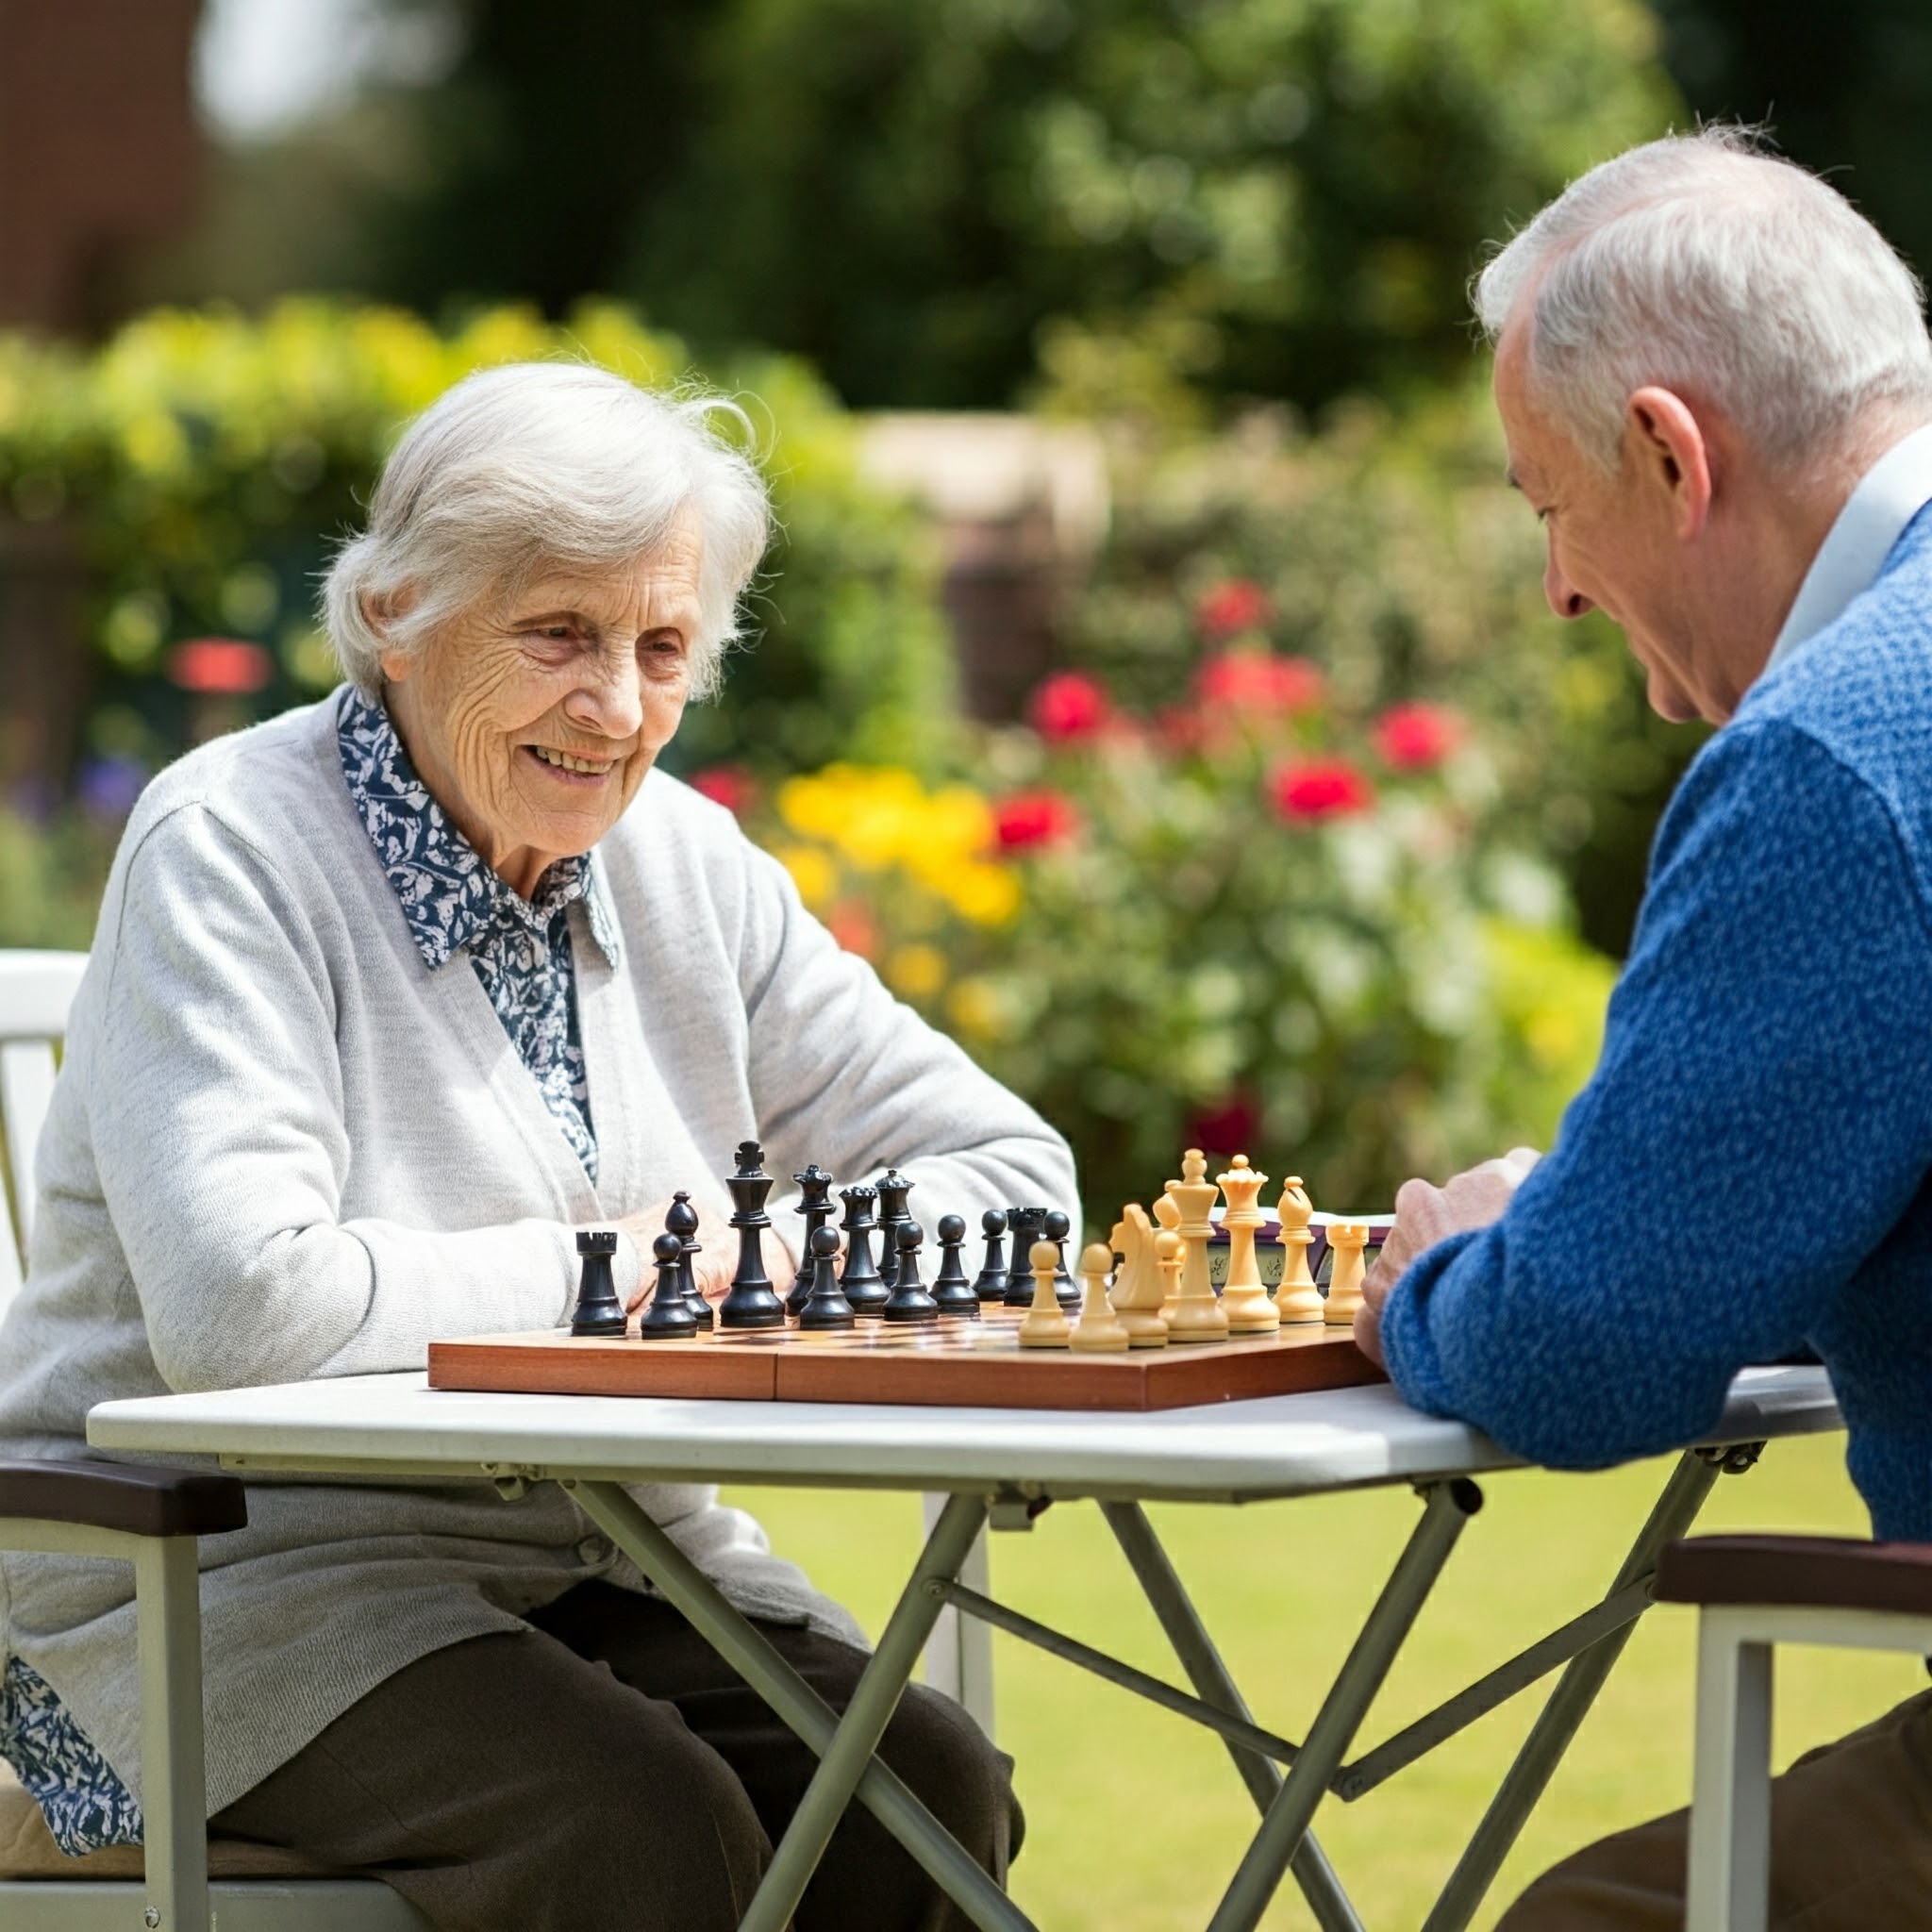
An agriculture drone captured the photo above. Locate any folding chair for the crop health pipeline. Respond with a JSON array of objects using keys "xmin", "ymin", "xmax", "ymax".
[
  {"xmin": 1658, "ymin": 1531, "xmax": 1932, "ymax": 1932},
  {"xmin": 0, "ymin": 949, "xmax": 429, "ymax": 1931}
]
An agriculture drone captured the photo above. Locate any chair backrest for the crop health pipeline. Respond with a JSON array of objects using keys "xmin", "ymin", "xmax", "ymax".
[{"xmin": 0, "ymin": 952, "xmax": 88, "ymax": 1322}]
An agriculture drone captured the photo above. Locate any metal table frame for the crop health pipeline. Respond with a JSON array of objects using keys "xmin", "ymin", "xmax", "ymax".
[{"xmin": 88, "ymin": 1373, "xmax": 1839, "ymax": 1931}]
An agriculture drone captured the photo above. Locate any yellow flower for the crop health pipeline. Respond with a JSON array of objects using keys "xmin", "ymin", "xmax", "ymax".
[
  {"xmin": 774, "ymin": 843, "xmax": 839, "ymax": 911},
  {"xmin": 886, "ymin": 942, "xmax": 948, "ymax": 1002},
  {"xmin": 943, "ymin": 863, "xmax": 1022, "ymax": 927},
  {"xmin": 945, "ymin": 977, "xmax": 1009, "ymax": 1041}
]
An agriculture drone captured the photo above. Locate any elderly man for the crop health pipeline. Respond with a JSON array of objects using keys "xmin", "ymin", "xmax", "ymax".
[
  {"xmin": 1357, "ymin": 129, "xmax": 1932, "ymax": 1928},
  {"xmin": 0, "ymin": 362, "xmax": 1074, "ymax": 1931}
]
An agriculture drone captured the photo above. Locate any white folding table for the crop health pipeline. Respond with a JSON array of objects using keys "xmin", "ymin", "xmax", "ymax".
[{"xmin": 89, "ymin": 1366, "xmax": 1842, "ymax": 1932}]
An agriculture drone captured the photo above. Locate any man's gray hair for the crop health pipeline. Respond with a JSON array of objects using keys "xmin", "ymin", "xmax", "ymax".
[
  {"xmin": 1474, "ymin": 126, "xmax": 1932, "ymax": 471},
  {"xmin": 322, "ymin": 362, "xmax": 771, "ymax": 699}
]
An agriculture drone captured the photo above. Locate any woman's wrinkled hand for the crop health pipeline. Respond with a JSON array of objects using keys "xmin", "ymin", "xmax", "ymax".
[{"xmin": 613, "ymin": 1201, "xmax": 798, "ymax": 1313}]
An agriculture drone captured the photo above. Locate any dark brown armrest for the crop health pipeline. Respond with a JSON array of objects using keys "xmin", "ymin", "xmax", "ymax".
[
  {"xmin": 0, "ymin": 1458, "xmax": 246, "ymax": 1538},
  {"xmin": 1657, "ymin": 1535, "xmax": 1932, "ymax": 1618}
]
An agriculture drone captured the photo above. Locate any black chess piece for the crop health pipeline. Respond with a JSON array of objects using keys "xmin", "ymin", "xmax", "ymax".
[
  {"xmin": 667, "ymin": 1191, "xmax": 713, "ymax": 1332},
  {"xmin": 570, "ymin": 1229, "xmax": 625, "ymax": 1337},
  {"xmin": 972, "ymin": 1208, "xmax": 1009, "ymax": 1303},
  {"xmin": 639, "ymin": 1232, "xmax": 699, "ymax": 1340},
  {"xmin": 798, "ymin": 1223, "xmax": 857, "ymax": 1331},
  {"xmin": 874, "ymin": 1169, "xmax": 914, "ymax": 1290},
  {"xmin": 1043, "ymin": 1208, "xmax": 1079, "ymax": 1308},
  {"xmin": 838, "ymin": 1185, "xmax": 889, "ymax": 1316},
  {"xmin": 930, "ymin": 1213, "xmax": 979, "ymax": 1318},
  {"xmin": 881, "ymin": 1221, "xmax": 940, "ymax": 1324},
  {"xmin": 787, "ymin": 1164, "xmax": 838, "ymax": 1315},
  {"xmin": 1003, "ymin": 1207, "xmax": 1049, "ymax": 1306},
  {"xmin": 718, "ymin": 1141, "xmax": 787, "ymax": 1330}
]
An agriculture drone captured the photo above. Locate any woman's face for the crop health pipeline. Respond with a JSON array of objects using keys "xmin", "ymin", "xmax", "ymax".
[{"xmin": 376, "ymin": 525, "xmax": 703, "ymax": 898}]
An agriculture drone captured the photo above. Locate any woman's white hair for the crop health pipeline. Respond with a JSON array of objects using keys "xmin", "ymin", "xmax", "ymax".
[
  {"xmin": 322, "ymin": 362, "xmax": 771, "ymax": 700},
  {"xmin": 1474, "ymin": 126, "xmax": 1932, "ymax": 472}
]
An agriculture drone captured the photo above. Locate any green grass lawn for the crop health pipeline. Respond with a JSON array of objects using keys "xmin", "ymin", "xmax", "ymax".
[{"xmin": 724, "ymin": 1429, "xmax": 1904, "ymax": 1929}]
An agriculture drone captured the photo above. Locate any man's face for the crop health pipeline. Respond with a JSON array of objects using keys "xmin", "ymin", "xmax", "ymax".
[{"xmin": 1493, "ymin": 323, "xmax": 1708, "ymax": 723}]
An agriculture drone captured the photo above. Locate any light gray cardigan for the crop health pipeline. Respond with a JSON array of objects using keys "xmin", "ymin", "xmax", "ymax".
[{"xmin": 0, "ymin": 696, "xmax": 1074, "ymax": 1815}]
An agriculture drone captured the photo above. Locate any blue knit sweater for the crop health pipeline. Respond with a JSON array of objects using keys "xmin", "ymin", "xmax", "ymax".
[{"xmin": 1382, "ymin": 508, "xmax": 1932, "ymax": 1539}]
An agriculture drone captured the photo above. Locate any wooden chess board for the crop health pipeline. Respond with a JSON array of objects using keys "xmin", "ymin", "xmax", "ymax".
[{"xmin": 427, "ymin": 1307, "xmax": 1383, "ymax": 1412}]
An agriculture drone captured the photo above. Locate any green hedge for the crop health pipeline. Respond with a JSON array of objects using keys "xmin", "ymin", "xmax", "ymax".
[{"xmin": 0, "ymin": 299, "xmax": 954, "ymax": 786}]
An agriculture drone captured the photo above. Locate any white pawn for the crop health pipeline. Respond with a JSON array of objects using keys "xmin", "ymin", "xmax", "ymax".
[
  {"xmin": 1018, "ymin": 1237, "xmax": 1073, "ymax": 1347},
  {"xmin": 1324, "ymin": 1223, "xmax": 1370, "ymax": 1326},
  {"xmin": 1071, "ymin": 1242, "xmax": 1132, "ymax": 1352}
]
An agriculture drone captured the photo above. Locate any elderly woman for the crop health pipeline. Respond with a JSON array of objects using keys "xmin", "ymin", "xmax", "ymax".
[{"xmin": 0, "ymin": 363, "xmax": 1074, "ymax": 1930}]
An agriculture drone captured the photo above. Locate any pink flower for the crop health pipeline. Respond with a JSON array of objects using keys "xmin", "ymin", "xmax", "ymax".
[
  {"xmin": 168, "ymin": 638, "xmax": 273, "ymax": 695},
  {"xmin": 1029, "ymin": 672, "xmax": 1111, "ymax": 742},
  {"xmin": 1194, "ymin": 650, "xmax": 1324, "ymax": 715},
  {"xmin": 1195, "ymin": 579, "xmax": 1271, "ymax": 640},
  {"xmin": 993, "ymin": 789, "xmax": 1080, "ymax": 852},
  {"xmin": 1269, "ymin": 758, "xmax": 1374, "ymax": 822},
  {"xmin": 688, "ymin": 765, "xmax": 756, "ymax": 814},
  {"xmin": 1374, "ymin": 702, "xmax": 1461, "ymax": 772}
]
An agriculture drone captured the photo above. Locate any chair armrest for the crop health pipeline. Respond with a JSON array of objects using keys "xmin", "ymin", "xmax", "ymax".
[
  {"xmin": 1657, "ymin": 1534, "xmax": 1932, "ymax": 1617},
  {"xmin": 0, "ymin": 1458, "xmax": 246, "ymax": 1538}
]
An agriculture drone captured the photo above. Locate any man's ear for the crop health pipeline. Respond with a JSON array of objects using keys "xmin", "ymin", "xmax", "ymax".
[{"xmin": 1624, "ymin": 386, "xmax": 1712, "ymax": 541}]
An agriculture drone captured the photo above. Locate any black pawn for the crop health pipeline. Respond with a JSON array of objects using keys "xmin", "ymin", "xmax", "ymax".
[
  {"xmin": 640, "ymin": 1232, "xmax": 699, "ymax": 1340},
  {"xmin": 798, "ymin": 1224, "xmax": 857, "ymax": 1331},
  {"xmin": 667, "ymin": 1191, "xmax": 713, "ymax": 1332},
  {"xmin": 570, "ymin": 1230, "xmax": 625, "ymax": 1337},
  {"xmin": 1043, "ymin": 1208, "xmax": 1078, "ymax": 1308},
  {"xmin": 931, "ymin": 1213, "xmax": 979, "ymax": 1318},
  {"xmin": 788, "ymin": 1164, "xmax": 838, "ymax": 1315},
  {"xmin": 719, "ymin": 1141, "xmax": 787, "ymax": 1330},
  {"xmin": 838, "ymin": 1185, "xmax": 889, "ymax": 1316},
  {"xmin": 1003, "ymin": 1207, "xmax": 1049, "ymax": 1306},
  {"xmin": 881, "ymin": 1221, "xmax": 940, "ymax": 1324},
  {"xmin": 972, "ymin": 1209, "xmax": 1009, "ymax": 1303}
]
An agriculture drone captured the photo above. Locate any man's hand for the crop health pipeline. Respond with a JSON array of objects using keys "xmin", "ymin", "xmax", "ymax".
[
  {"xmin": 1354, "ymin": 1147, "xmax": 1541, "ymax": 1366},
  {"xmin": 613, "ymin": 1200, "xmax": 798, "ymax": 1312}
]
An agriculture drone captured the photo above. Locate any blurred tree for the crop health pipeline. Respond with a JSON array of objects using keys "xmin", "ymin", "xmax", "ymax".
[
  {"xmin": 620, "ymin": 0, "xmax": 1674, "ymax": 413},
  {"xmin": 326, "ymin": 0, "xmax": 1670, "ymax": 415},
  {"xmin": 1653, "ymin": 0, "xmax": 1932, "ymax": 280}
]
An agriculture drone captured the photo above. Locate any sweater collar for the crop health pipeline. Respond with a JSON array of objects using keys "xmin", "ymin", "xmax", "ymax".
[{"xmin": 334, "ymin": 686, "xmax": 624, "ymax": 973}]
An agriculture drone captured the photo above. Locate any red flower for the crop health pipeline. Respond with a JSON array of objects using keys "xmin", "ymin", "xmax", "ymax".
[
  {"xmin": 993, "ymin": 789, "xmax": 1079, "ymax": 852},
  {"xmin": 1187, "ymin": 1094, "xmax": 1259, "ymax": 1161},
  {"xmin": 1194, "ymin": 650, "xmax": 1324, "ymax": 715},
  {"xmin": 168, "ymin": 638, "xmax": 273, "ymax": 695},
  {"xmin": 1269, "ymin": 758, "xmax": 1374, "ymax": 822},
  {"xmin": 1194, "ymin": 579, "xmax": 1271, "ymax": 640},
  {"xmin": 1374, "ymin": 702, "xmax": 1461, "ymax": 772},
  {"xmin": 688, "ymin": 765, "xmax": 756, "ymax": 815},
  {"xmin": 1029, "ymin": 672, "xmax": 1111, "ymax": 742}
]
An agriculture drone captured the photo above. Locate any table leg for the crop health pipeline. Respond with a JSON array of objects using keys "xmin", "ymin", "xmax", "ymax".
[
  {"xmin": 924, "ymin": 1491, "xmax": 996, "ymax": 1738},
  {"xmin": 1102, "ymin": 1500, "xmax": 1364, "ymax": 1932},
  {"xmin": 1206, "ymin": 1479, "xmax": 1485, "ymax": 1932},
  {"xmin": 568, "ymin": 1480, "xmax": 1031, "ymax": 1932},
  {"xmin": 1420, "ymin": 1447, "xmax": 1725, "ymax": 1932}
]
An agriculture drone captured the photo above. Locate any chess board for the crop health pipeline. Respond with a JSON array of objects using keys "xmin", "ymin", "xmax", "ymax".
[{"xmin": 426, "ymin": 1307, "xmax": 1383, "ymax": 1412}]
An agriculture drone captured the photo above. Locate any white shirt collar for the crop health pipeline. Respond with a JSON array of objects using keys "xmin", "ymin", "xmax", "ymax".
[{"xmin": 1765, "ymin": 420, "xmax": 1932, "ymax": 674}]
